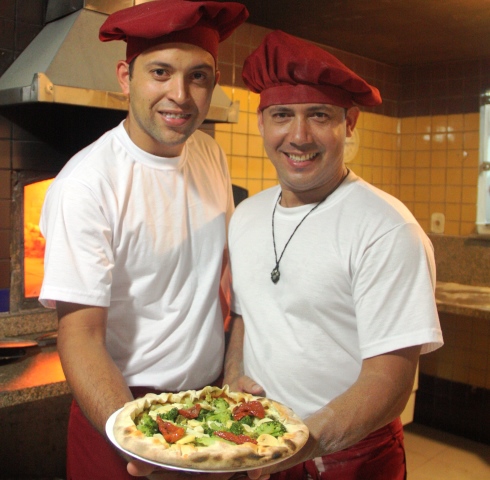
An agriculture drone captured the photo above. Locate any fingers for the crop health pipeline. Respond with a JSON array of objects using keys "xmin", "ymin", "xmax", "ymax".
[
  {"xmin": 127, "ymin": 457, "xmax": 270, "ymax": 480},
  {"xmin": 238, "ymin": 376, "xmax": 266, "ymax": 396},
  {"xmin": 127, "ymin": 459, "xmax": 157, "ymax": 476},
  {"xmin": 229, "ymin": 473, "xmax": 265, "ymax": 480},
  {"xmin": 126, "ymin": 461, "xmax": 270, "ymax": 480},
  {"xmin": 127, "ymin": 462, "xmax": 240, "ymax": 479},
  {"xmin": 147, "ymin": 471, "xmax": 235, "ymax": 479},
  {"xmin": 246, "ymin": 471, "xmax": 270, "ymax": 480}
]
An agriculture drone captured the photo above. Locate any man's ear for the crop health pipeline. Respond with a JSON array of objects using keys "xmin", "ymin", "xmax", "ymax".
[
  {"xmin": 116, "ymin": 61, "xmax": 131, "ymax": 95},
  {"xmin": 214, "ymin": 70, "xmax": 221, "ymax": 86},
  {"xmin": 345, "ymin": 106, "xmax": 360, "ymax": 137}
]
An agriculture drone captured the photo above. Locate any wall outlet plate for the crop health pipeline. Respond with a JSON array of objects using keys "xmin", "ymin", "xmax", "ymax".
[{"xmin": 431, "ymin": 212, "xmax": 445, "ymax": 234}]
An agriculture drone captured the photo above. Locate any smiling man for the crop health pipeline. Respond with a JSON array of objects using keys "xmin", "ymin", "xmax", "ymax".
[
  {"xmin": 118, "ymin": 42, "xmax": 218, "ymax": 157},
  {"xmin": 38, "ymin": 1, "xmax": 248, "ymax": 479},
  {"xmin": 224, "ymin": 30, "xmax": 443, "ymax": 479}
]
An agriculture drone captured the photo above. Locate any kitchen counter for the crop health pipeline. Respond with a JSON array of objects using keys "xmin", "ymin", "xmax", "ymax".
[
  {"xmin": 435, "ymin": 281, "xmax": 490, "ymax": 320},
  {"xmin": 0, "ymin": 342, "xmax": 69, "ymax": 408},
  {"xmin": 0, "ymin": 340, "xmax": 71, "ymax": 479},
  {"xmin": 1, "ymin": 281, "xmax": 490, "ymax": 409}
]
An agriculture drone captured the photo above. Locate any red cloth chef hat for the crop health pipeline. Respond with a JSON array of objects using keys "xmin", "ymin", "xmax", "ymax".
[
  {"xmin": 99, "ymin": 0, "xmax": 249, "ymax": 64},
  {"xmin": 242, "ymin": 30, "xmax": 382, "ymax": 110}
]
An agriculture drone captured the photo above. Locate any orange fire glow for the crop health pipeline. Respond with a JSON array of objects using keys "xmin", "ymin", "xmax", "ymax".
[{"xmin": 24, "ymin": 179, "xmax": 54, "ymax": 297}]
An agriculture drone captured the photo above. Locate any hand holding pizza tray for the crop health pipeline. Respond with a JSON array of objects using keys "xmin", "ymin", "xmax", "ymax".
[{"xmin": 106, "ymin": 385, "xmax": 309, "ymax": 473}]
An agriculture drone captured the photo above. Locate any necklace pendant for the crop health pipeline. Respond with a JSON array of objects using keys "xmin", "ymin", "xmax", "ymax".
[{"xmin": 271, "ymin": 266, "xmax": 280, "ymax": 283}]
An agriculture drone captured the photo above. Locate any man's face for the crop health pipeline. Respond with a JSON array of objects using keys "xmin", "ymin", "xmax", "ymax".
[
  {"xmin": 117, "ymin": 43, "xmax": 219, "ymax": 157},
  {"xmin": 258, "ymin": 103, "xmax": 359, "ymax": 204}
]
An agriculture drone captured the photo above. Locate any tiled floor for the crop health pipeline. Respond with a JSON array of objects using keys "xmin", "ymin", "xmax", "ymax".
[{"xmin": 404, "ymin": 423, "xmax": 490, "ymax": 479}]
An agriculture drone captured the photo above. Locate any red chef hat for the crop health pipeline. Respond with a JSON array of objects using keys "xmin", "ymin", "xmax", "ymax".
[
  {"xmin": 242, "ymin": 30, "xmax": 382, "ymax": 110},
  {"xmin": 99, "ymin": 0, "xmax": 249, "ymax": 64}
]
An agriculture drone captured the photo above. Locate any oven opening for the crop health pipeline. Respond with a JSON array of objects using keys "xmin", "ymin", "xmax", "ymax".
[{"xmin": 24, "ymin": 178, "xmax": 54, "ymax": 298}]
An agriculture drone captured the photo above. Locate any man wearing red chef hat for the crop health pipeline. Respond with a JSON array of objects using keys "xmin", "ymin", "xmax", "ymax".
[
  {"xmin": 224, "ymin": 30, "xmax": 443, "ymax": 479},
  {"xmin": 39, "ymin": 1, "xmax": 250, "ymax": 479}
]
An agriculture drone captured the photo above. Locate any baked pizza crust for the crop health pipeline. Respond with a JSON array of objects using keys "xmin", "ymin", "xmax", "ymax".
[{"xmin": 113, "ymin": 385, "xmax": 309, "ymax": 471}]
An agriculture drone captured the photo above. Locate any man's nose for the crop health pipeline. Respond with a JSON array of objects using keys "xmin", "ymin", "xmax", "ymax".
[
  {"xmin": 290, "ymin": 117, "xmax": 312, "ymax": 145},
  {"xmin": 167, "ymin": 76, "xmax": 189, "ymax": 103}
]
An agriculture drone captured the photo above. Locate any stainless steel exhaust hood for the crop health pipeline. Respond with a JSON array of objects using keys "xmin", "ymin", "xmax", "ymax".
[{"xmin": 0, "ymin": 0, "xmax": 240, "ymax": 123}]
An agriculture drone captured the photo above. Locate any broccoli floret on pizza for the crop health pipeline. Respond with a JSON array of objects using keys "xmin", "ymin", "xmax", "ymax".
[
  {"xmin": 158, "ymin": 407, "xmax": 179, "ymax": 422},
  {"xmin": 237, "ymin": 415, "xmax": 254, "ymax": 427},
  {"xmin": 136, "ymin": 413, "xmax": 159, "ymax": 436},
  {"xmin": 205, "ymin": 410, "xmax": 232, "ymax": 424},
  {"xmin": 254, "ymin": 420, "xmax": 287, "ymax": 438},
  {"xmin": 229, "ymin": 421, "xmax": 244, "ymax": 435},
  {"xmin": 196, "ymin": 407, "xmax": 211, "ymax": 421},
  {"xmin": 212, "ymin": 397, "xmax": 230, "ymax": 411}
]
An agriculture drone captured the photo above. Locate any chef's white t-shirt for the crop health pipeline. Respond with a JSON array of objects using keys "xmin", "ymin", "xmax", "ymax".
[{"xmin": 40, "ymin": 122, "xmax": 233, "ymax": 391}]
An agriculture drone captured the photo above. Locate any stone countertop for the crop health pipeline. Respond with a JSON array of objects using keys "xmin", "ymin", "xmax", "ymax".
[
  {"xmin": 435, "ymin": 281, "xmax": 490, "ymax": 320},
  {"xmin": 0, "ymin": 342, "xmax": 69, "ymax": 408},
  {"xmin": 1, "ymin": 281, "xmax": 489, "ymax": 409}
]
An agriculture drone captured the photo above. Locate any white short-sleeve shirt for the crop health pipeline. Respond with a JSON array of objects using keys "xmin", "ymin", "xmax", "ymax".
[
  {"xmin": 40, "ymin": 122, "xmax": 234, "ymax": 391},
  {"xmin": 229, "ymin": 171, "xmax": 443, "ymax": 419}
]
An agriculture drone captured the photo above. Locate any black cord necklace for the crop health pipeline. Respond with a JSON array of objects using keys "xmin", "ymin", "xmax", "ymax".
[{"xmin": 271, "ymin": 169, "xmax": 349, "ymax": 284}]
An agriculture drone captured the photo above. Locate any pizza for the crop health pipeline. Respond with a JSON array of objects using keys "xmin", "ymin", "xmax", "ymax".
[{"xmin": 112, "ymin": 385, "xmax": 309, "ymax": 471}]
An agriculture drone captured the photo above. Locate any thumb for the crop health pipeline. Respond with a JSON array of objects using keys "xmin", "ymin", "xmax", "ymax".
[
  {"xmin": 127, "ymin": 459, "xmax": 155, "ymax": 477},
  {"xmin": 247, "ymin": 469, "xmax": 270, "ymax": 480},
  {"xmin": 239, "ymin": 376, "xmax": 265, "ymax": 396}
]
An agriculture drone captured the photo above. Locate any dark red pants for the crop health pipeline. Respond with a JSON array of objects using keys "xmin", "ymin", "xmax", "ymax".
[
  {"xmin": 66, "ymin": 387, "xmax": 160, "ymax": 480},
  {"xmin": 67, "ymin": 399, "xmax": 132, "ymax": 480},
  {"xmin": 271, "ymin": 417, "xmax": 406, "ymax": 480}
]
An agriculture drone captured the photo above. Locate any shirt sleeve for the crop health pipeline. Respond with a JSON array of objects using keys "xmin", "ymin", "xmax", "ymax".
[
  {"xmin": 353, "ymin": 222, "xmax": 443, "ymax": 357},
  {"xmin": 39, "ymin": 177, "xmax": 114, "ymax": 308}
]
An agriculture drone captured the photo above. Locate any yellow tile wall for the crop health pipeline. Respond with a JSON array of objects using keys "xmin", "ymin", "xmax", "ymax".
[
  {"xmin": 399, "ymin": 113, "xmax": 480, "ymax": 236},
  {"xmin": 217, "ymin": 86, "xmax": 480, "ymax": 237},
  {"xmin": 215, "ymin": 86, "xmax": 277, "ymax": 196},
  {"xmin": 348, "ymin": 112, "xmax": 400, "ymax": 199},
  {"xmin": 419, "ymin": 312, "xmax": 490, "ymax": 389}
]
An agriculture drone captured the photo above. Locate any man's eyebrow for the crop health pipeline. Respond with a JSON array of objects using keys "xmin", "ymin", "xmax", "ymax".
[
  {"xmin": 144, "ymin": 61, "xmax": 172, "ymax": 69},
  {"xmin": 304, "ymin": 104, "xmax": 335, "ymax": 112},
  {"xmin": 268, "ymin": 106, "xmax": 294, "ymax": 113},
  {"xmin": 189, "ymin": 63, "xmax": 215, "ymax": 71},
  {"xmin": 143, "ymin": 61, "xmax": 215, "ymax": 71}
]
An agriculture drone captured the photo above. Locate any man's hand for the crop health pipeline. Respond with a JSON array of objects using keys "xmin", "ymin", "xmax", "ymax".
[
  {"xmin": 127, "ymin": 459, "xmax": 268, "ymax": 479},
  {"xmin": 223, "ymin": 314, "xmax": 264, "ymax": 397},
  {"xmin": 127, "ymin": 459, "xmax": 232, "ymax": 478},
  {"xmin": 224, "ymin": 374, "xmax": 265, "ymax": 397}
]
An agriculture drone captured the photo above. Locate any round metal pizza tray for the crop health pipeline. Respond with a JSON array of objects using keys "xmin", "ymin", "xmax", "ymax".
[
  {"xmin": 106, "ymin": 408, "xmax": 295, "ymax": 473},
  {"xmin": 0, "ymin": 338, "xmax": 38, "ymax": 349}
]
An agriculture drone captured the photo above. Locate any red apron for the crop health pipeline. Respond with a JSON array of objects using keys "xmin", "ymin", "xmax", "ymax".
[
  {"xmin": 66, "ymin": 387, "xmax": 161, "ymax": 480},
  {"xmin": 270, "ymin": 418, "xmax": 406, "ymax": 480}
]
